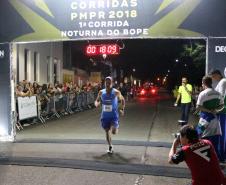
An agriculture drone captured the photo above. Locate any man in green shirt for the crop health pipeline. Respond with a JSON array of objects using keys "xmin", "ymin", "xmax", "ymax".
[{"xmin": 174, "ymin": 77, "xmax": 193, "ymax": 125}]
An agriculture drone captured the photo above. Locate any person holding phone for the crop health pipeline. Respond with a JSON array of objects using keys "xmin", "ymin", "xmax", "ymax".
[{"xmin": 174, "ymin": 77, "xmax": 193, "ymax": 125}]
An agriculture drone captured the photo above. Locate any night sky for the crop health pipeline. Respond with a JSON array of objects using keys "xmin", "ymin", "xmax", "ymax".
[{"xmin": 67, "ymin": 39, "xmax": 206, "ymax": 88}]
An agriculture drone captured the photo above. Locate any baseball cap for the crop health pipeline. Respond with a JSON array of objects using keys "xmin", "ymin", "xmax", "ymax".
[{"xmin": 105, "ymin": 76, "xmax": 112, "ymax": 81}]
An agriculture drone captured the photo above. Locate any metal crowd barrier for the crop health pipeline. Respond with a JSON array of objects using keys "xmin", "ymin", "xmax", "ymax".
[
  {"xmin": 16, "ymin": 90, "xmax": 98, "ymax": 130},
  {"xmin": 16, "ymin": 95, "xmax": 45, "ymax": 130}
]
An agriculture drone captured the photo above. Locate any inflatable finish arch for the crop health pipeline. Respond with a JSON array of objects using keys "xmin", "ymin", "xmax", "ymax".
[{"xmin": 0, "ymin": 0, "xmax": 226, "ymax": 141}]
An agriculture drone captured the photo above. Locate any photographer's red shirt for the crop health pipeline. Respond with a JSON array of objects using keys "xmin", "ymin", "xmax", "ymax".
[{"xmin": 171, "ymin": 139, "xmax": 226, "ymax": 185}]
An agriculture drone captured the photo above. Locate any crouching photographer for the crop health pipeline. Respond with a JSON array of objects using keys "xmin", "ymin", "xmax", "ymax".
[{"xmin": 168, "ymin": 125, "xmax": 226, "ymax": 185}]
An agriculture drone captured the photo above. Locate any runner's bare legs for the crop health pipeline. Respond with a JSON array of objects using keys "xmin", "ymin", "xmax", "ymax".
[
  {"xmin": 105, "ymin": 129, "xmax": 112, "ymax": 147},
  {"xmin": 105, "ymin": 125, "xmax": 118, "ymax": 153}
]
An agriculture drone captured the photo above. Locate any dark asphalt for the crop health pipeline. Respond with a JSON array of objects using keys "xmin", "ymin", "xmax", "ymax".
[{"xmin": 0, "ymin": 91, "xmax": 223, "ymax": 185}]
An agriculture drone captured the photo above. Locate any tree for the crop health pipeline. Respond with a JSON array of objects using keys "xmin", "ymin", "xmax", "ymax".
[
  {"xmin": 180, "ymin": 41, "xmax": 206, "ymax": 68},
  {"xmin": 179, "ymin": 41, "xmax": 206, "ymax": 85}
]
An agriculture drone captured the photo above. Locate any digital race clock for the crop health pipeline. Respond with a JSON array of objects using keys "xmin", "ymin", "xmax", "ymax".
[{"xmin": 86, "ymin": 44, "xmax": 120, "ymax": 56}]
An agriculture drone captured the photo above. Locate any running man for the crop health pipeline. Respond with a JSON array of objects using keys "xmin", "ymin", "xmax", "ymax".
[{"xmin": 95, "ymin": 76, "xmax": 125, "ymax": 153}]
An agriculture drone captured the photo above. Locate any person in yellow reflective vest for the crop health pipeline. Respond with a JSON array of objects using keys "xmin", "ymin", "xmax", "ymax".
[{"xmin": 174, "ymin": 77, "xmax": 193, "ymax": 126}]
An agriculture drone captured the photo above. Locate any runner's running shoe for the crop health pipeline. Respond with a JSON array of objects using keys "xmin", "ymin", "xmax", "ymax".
[{"xmin": 107, "ymin": 145, "xmax": 113, "ymax": 154}]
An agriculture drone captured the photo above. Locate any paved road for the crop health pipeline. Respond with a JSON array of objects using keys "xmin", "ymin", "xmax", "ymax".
[
  {"xmin": 16, "ymin": 91, "xmax": 197, "ymax": 142},
  {"xmin": 0, "ymin": 91, "xmax": 219, "ymax": 185}
]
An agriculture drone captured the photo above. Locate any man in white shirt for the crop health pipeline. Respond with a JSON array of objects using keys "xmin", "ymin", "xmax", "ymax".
[
  {"xmin": 210, "ymin": 69, "xmax": 226, "ymax": 162},
  {"xmin": 196, "ymin": 76, "xmax": 223, "ymax": 161}
]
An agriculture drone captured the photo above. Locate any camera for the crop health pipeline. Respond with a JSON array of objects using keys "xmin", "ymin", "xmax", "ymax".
[{"xmin": 173, "ymin": 133, "xmax": 180, "ymax": 139}]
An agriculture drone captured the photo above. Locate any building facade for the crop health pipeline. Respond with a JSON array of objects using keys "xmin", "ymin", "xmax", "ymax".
[{"xmin": 12, "ymin": 42, "xmax": 63, "ymax": 85}]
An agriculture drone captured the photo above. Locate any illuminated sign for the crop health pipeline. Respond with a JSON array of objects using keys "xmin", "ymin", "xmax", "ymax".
[{"xmin": 86, "ymin": 44, "xmax": 120, "ymax": 55}]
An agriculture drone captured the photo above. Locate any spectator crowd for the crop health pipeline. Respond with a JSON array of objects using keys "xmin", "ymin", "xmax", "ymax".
[{"xmin": 15, "ymin": 80, "xmax": 101, "ymax": 127}]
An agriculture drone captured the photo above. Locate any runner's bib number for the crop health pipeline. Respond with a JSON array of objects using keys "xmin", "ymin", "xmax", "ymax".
[{"xmin": 103, "ymin": 105, "xmax": 112, "ymax": 112}]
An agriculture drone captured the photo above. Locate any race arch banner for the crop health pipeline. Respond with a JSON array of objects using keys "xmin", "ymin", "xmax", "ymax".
[
  {"xmin": 0, "ymin": 43, "xmax": 13, "ymax": 141},
  {"xmin": 208, "ymin": 38, "xmax": 226, "ymax": 77},
  {"xmin": 0, "ymin": 0, "xmax": 226, "ymax": 141},
  {"xmin": 1, "ymin": 0, "xmax": 226, "ymax": 43}
]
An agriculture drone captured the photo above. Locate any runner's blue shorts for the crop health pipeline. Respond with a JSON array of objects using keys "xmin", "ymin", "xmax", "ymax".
[{"xmin": 101, "ymin": 117, "xmax": 119, "ymax": 130}]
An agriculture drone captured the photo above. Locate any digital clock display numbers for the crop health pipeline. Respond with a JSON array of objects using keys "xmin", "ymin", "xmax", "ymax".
[{"xmin": 86, "ymin": 44, "xmax": 120, "ymax": 56}]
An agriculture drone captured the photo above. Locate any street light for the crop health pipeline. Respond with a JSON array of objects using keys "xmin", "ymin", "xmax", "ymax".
[
  {"xmin": 175, "ymin": 59, "xmax": 179, "ymax": 63},
  {"xmin": 163, "ymin": 77, "xmax": 167, "ymax": 84},
  {"xmin": 132, "ymin": 68, "xmax": 136, "ymax": 72}
]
